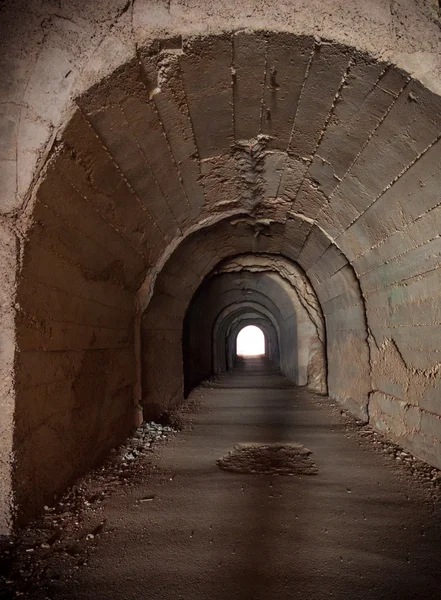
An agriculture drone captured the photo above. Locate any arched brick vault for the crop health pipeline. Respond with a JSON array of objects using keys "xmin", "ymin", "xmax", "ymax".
[
  {"xmin": 3, "ymin": 18, "xmax": 441, "ymax": 533},
  {"xmin": 212, "ymin": 254, "xmax": 326, "ymax": 391}
]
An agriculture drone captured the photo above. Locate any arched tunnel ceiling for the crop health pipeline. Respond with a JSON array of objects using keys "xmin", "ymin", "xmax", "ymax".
[
  {"xmin": 2, "ymin": 0, "xmax": 441, "ymax": 217},
  {"xmin": 31, "ymin": 27, "xmax": 441, "ymax": 340},
  {"xmin": 11, "ymin": 28, "xmax": 441, "ymax": 382},
  {"xmin": 4, "ymin": 16, "xmax": 441, "ymax": 532},
  {"xmin": 213, "ymin": 254, "xmax": 324, "ymax": 343}
]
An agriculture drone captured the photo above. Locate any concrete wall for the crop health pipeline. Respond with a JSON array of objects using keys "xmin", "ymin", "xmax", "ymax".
[
  {"xmin": 141, "ymin": 221, "xmax": 330, "ymax": 414},
  {"xmin": 12, "ymin": 114, "xmax": 151, "ymax": 523},
  {"xmin": 0, "ymin": 221, "xmax": 17, "ymax": 534}
]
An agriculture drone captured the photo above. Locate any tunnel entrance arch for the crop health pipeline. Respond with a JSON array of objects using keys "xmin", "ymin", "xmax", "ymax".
[
  {"xmin": 227, "ymin": 316, "xmax": 278, "ymax": 372},
  {"xmin": 212, "ymin": 301, "xmax": 281, "ymax": 375},
  {"xmin": 236, "ymin": 325, "xmax": 266, "ymax": 357}
]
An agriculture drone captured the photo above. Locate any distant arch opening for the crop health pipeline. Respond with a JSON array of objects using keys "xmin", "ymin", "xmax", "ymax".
[{"xmin": 236, "ymin": 325, "xmax": 266, "ymax": 357}]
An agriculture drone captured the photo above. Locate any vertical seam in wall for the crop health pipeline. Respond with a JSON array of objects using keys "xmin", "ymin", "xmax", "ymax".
[
  {"xmin": 258, "ymin": 34, "xmax": 269, "ymax": 136},
  {"xmin": 309, "ymin": 53, "xmax": 355, "ymax": 162},
  {"xmin": 337, "ymin": 131, "xmax": 441, "ymax": 250},
  {"xmin": 176, "ymin": 42, "xmax": 211, "ymax": 207},
  {"xmin": 273, "ymin": 41, "xmax": 315, "ymax": 202},
  {"xmin": 117, "ymin": 101, "xmax": 183, "ymax": 235},
  {"xmin": 178, "ymin": 41, "xmax": 204, "ymax": 163},
  {"xmin": 325, "ymin": 68, "xmax": 410, "ymax": 204},
  {"xmin": 308, "ymin": 68, "xmax": 410, "ymax": 268},
  {"xmin": 276, "ymin": 43, "xmax": 317, "ymax": 256},
  {"xmin": 153, "ymin": 45, "xmax": 208, "ymax": 209},
  {"xmin": 359, "ymin": 240, "xmax": 441, "ymax": 290},
  {"xmin": 150, "ymin": 92, "xmax": 193, "ymax": 212},
  {"xmin": 231, "ymin": 32, "xmax": 236, "ymax": 142},
  {"xmin": 288, "ymin": 51, "xmax": 355, "ymax": 233},
  {"xmin": 40, "ymin": 197, "xmax": 147, "ymax": 273},
  {"xmin": 54, "ymin": 166, "xmax": 149, "ymax": 264},
  {"xmin": 350, "ymin": 164, "xmax": 441, "ymax": 265},
  {"xmin": 76, "ymin": 104, "xmax": 167, "ymax": 241},
  {"xmin": 356, "ymin": 230, "xmax": 441, "ymax": 278}
]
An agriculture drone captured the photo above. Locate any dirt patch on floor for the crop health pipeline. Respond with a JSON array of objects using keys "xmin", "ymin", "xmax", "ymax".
[{"xmin": 217, "ymin": 443, "xmax": 318, "ymax": 476}]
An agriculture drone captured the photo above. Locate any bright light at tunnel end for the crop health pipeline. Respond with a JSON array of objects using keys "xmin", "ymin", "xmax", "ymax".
[{"xmin": 236, "ymin": 325, "xmax": 265, "ymax": 357}]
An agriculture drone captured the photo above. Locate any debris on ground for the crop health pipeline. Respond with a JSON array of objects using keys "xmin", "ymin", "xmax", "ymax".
[
  {"xmin": 0, "ymin": 420, "xmax": 176, "ymax": 599},
  {"xmin": 312, "ymin": 394, "xmax": 441, "ymax": 501}
]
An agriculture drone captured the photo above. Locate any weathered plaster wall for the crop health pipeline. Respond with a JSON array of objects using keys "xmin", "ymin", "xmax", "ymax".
[
  {"xmin": 2, "ymin": 5, "xmax": 441, "ymax": 530},
  {"xmin": 2, "ymin": 0, "xmax": 441, "ymax": 222},
  {"xmin": 215, "ymin": 255, "xmax": 326, "ymax": 392},
  {"xmin": 0, "ymin": 221, "xmax": 17, "ymax": 534},
  {"xmin": 141, "ymin": 217, "xmax": 341, "ymax": 418}
]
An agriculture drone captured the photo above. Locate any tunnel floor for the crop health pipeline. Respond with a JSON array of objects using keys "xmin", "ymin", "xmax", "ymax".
[{"xmin": 5, "ymin": 357, "xmax": 441, "ymax": 599}]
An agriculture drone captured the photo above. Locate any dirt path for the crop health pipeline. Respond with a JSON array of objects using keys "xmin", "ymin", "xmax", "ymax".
[{"xmin": 2, "ymin": 357, "xmax": 441, "ymax": 599}]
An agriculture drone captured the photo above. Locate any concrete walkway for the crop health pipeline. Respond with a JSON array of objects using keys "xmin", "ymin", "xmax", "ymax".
[{"xmin": 39, "ymin": 358, "xmax": 441, "ymax": 599}]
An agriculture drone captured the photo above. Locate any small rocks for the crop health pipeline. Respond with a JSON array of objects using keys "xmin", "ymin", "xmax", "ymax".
[
  {"xmin": 117, "ymin": 421, "xmax": 176, "ymax": 465},
  {"xmin": 90, "ymin": 521, "xmax": 106, "ymax": 537},
  {"xmin": 0, "ymin": 419, "xmax": 178, "ymax": 598},
  {"xmin": 218, "ymin": 443, "xmax": 318, "ymax": 476},
  {"xmin": 327, "ymin": 397, "xmax": 441, "ymax": 500}
]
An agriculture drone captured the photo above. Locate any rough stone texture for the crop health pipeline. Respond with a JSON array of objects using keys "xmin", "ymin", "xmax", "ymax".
[
  {"xmin": 2, "ymin": 0, "xmax": 441, "ymax": 214},
  {"xmin": 3, "ymin": 9, "xmax": 441, "ymax": 530},
  {"xmin": 214, "ymin": 254, "xmax": 326, "ymax": 393},
  {"xmin": 141, "ymin": 222, "xmax": 331, "ymax": 417}
]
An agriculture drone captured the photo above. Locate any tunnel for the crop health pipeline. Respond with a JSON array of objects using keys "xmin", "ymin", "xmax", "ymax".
[
  {"xmin": 2, "ymin": 0, "xmax": 441, "ymax": 597},
  {"xmin": 181, "ymin": 250, "xmax": 326, "ymax": 397}
]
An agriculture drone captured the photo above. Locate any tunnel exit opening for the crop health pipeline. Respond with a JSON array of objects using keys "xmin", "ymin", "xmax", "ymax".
[{"xmin": 236, "ymin": 325, "xmax": 266, "ymax": 357}]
